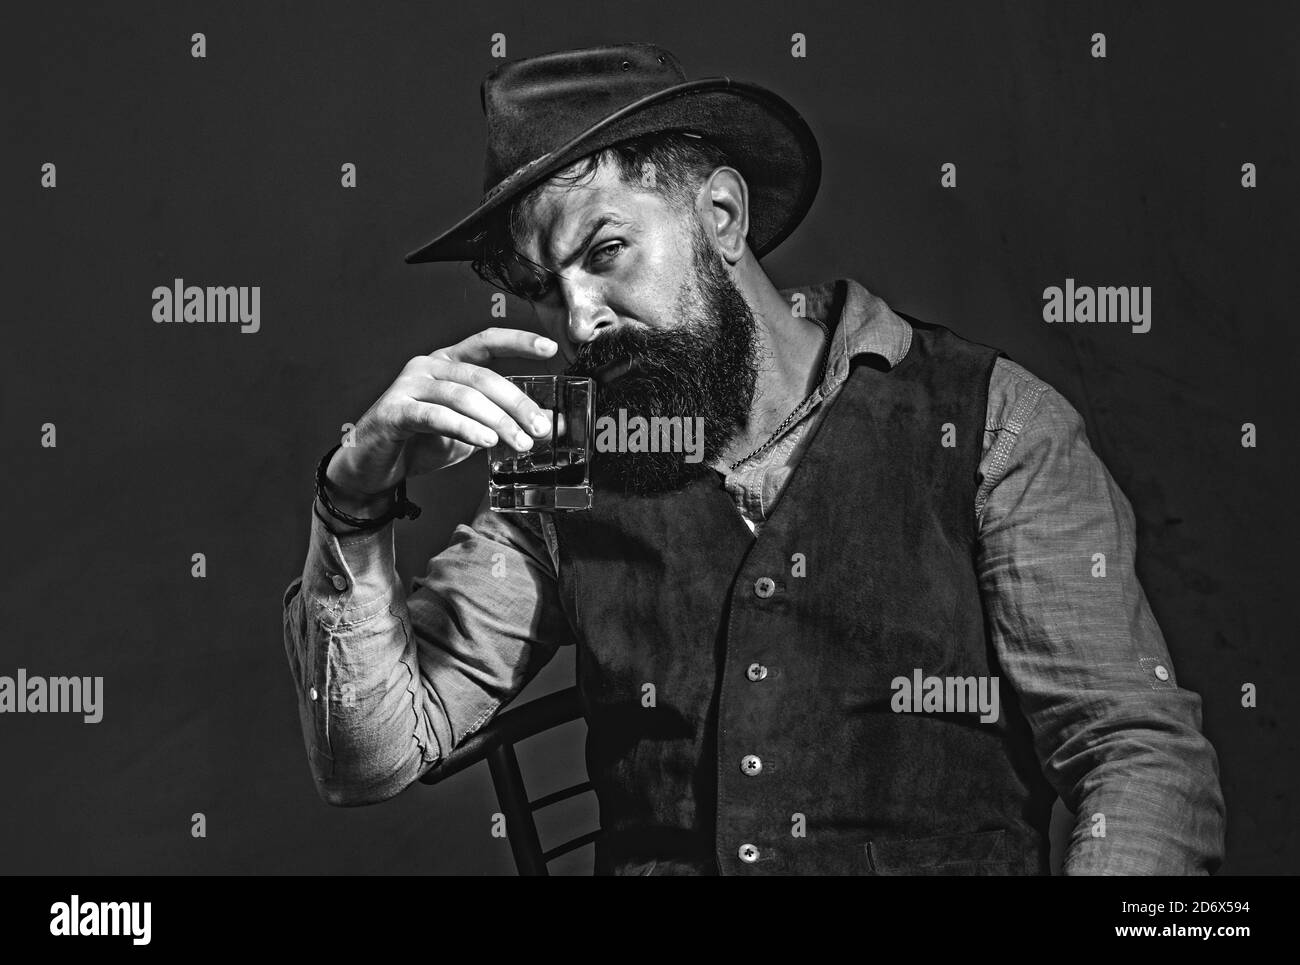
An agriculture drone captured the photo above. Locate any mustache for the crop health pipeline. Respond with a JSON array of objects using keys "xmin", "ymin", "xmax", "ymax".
[{"xmin": 564, "ymin": 323, "xmax": 708, "ymax": 381}]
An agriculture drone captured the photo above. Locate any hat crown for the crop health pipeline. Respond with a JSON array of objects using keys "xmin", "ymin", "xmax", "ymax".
[
  {"xmin": 480, "ymin": 43, "xmax": 688, "ymax": 196},
  {"xmin": 404, "ymin": 41, "xmax": 821, "ymax": 266}
]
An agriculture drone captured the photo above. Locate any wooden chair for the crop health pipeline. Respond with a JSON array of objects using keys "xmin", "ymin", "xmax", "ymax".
[{"xmin": 417, "ymin": 685, "xmax": 598, "ymax": 875}]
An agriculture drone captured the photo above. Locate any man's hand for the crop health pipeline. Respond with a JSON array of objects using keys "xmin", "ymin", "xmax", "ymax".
[{"xmin": 324, "ymin": 328, "xmax": 559, "ymax": 511}]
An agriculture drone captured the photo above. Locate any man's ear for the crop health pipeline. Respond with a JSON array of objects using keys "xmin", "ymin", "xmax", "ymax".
[{"xmin": 702, "ymin": 167, "xmax": 749, "ymax": 265}]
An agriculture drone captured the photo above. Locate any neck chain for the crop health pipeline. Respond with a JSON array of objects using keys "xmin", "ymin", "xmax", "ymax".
[{"xmin": 728, "ymin": 316, "xmax": 832, "ymax": 471}]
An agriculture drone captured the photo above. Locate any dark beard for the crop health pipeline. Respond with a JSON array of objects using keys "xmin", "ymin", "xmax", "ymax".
[{"xmin": 563, "ymin": 223, "xmax": 759, "ymax": 496}]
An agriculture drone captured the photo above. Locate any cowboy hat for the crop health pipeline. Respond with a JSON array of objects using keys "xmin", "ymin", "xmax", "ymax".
[{"xmin": 404, "ymin": 41, "xmax": 821, "ymax": 265}]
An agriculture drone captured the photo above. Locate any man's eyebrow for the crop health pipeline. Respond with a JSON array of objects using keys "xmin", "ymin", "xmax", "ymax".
[{"xmin": 551, "ymin": 213, "xmax": 630, "ymax": 271}]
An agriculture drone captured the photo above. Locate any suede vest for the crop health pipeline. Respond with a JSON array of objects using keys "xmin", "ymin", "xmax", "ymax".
[{"xmin": 551, "ymin": 316, "xmax": 1056, "ymax": 875}]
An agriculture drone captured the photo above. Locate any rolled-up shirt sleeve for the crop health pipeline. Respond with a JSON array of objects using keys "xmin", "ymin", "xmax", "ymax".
[
  {"xmin": 281, "ymin": 492, "xmax": 573, "ymax": 806},
  {"xmin": 975, "ymin": 371, "xmax": 1226, "ymax": 874}
]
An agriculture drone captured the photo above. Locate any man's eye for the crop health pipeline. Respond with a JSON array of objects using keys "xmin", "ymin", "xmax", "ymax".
[{"xmin": 591, "ymin": 241, "xmax": 625, "ymax": 264}]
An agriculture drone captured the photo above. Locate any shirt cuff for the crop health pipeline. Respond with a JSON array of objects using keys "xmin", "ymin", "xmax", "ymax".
[{"xmin": 302, "ymin": 498, "xmax": 402, "ymax": 626}]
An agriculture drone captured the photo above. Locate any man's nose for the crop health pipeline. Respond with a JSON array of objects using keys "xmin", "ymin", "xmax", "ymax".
[{"xmin": 564, "ymin": 290, "xmax": 617, "ymax": 346}]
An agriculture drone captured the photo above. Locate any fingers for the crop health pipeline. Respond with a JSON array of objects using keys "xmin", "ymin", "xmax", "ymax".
[
  {"xmin": 435, "ymin": 327, "xmax": 558, "ymax": 365},
  {"xmin": 541, "ymin": 410, "xmax": 567, "ymax": 437},
  {"xmin": 407, "ymin": 329, "xmax": 562, "ymax": 453},
  {"xmin": 422, "ymin": 360, "xmax": 555, "ymax": 449},
  {"xmin": 391, "ymin": 399, "xmax": 503, "ymax": 451},
  {"xmin": 395, "ymin": 363, "xmax": 546, "ymax": 453}
]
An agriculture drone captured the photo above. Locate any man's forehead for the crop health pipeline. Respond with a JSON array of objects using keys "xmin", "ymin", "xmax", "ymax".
[{"xmin": 512, "ymin": 164, "xmax": 656, "ymax": 266}]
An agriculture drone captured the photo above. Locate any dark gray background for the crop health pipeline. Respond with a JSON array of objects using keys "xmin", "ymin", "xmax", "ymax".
[{"xmin": 2, "ymin": 0, "xmax": 1295, "ymax": 874}]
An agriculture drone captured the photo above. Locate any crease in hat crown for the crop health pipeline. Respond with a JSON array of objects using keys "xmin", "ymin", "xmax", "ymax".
[
  {"xmin": 403, "ymin": 41, "xmax": 822, "ymax": 266},
  {"xmin": 477, "ymin": 43, "xmax": 690, "ymax": 200}
]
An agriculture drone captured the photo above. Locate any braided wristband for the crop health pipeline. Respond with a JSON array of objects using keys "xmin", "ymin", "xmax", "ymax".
[{"xmin": 314, "ymin": 442, "xmax": 422, "ymax": 531}]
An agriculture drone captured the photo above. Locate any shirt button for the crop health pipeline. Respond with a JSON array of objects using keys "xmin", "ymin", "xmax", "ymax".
[
  {"xmin": 753, "ymin": 577, "xmax": 775, "ymax": 598},
  {"xmin": 746, "ymin": 663, "xmax": 768, "ymax": 682},
  {"xmin": 1153, "ymin": 665, "xmax": 1170, "ymax": 681},
  {"xmin": 331, "ymin": 574, "xmax": 348, "ymax": 591},
  {"xmin": 309, "ymin": 687, "xmax": 319, "ymax": 701},
  {"xmin": 741, "ymin": 754, "xmax": 763, "ymax": 776},
  {"xmin": 738, "ymin": 843, "xmax": 760, "ymax": 863}
]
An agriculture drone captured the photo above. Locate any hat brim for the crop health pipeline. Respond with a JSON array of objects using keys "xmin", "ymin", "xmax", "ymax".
[{"xmin": 403, "ymin": 77, "xmax": 821, "ymax": 265}]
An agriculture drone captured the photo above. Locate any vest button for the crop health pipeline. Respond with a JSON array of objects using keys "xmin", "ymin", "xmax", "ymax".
[
  {"xmin": 746, "ymin": 662, "xmax": 768, "ymax": 681},
  {"xmin": 741, "ymin": 754, "xmax": 763, "ymax": 776},
  {"xmin": 753, "ymin": 577, "xmax": 776, "ymax": 598},
  {"xmin": 738, "ymin": 843, "xmax": 760, "ymax": 863},
  {"xmin": 1153, "ymin": 664, "xmax": 1170, "ymax": 681}
]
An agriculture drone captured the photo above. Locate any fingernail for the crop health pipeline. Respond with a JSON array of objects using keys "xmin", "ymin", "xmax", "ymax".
[
  {"xmin": 531, "ymin": 414, "xmax": 551, "ymax": 435},
  {"xmin": 535, "ymin": 337, "xmax": 556, "ymax": 354},
  {"xmin": 516, "ymin": 432, "xmax": 533, "ymax": 450}
]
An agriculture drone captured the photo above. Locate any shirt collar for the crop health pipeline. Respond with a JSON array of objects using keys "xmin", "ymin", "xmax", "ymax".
[{"xmin": 775, "ymin": 278, "xmax": 913, "ymax": 393}]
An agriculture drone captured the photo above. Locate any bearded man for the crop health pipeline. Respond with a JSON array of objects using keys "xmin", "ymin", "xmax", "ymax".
[{"xmin": 281, "ymin": 43, "xmax": 1225, "ymax": 875}]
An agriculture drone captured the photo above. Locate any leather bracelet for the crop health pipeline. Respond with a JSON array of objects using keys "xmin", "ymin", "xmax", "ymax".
[{"xmin": 314, "ymin": 442, "xmax": 422, "ymax": 530}]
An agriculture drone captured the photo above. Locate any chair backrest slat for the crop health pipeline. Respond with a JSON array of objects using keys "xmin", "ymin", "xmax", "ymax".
[
  {"xmin": 422, "ymin": 686, "xmax": 596, "ymax": 875},
  {"xmin": 528, "ymin": 780, "xmax": 594, "ymax": 812}
]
